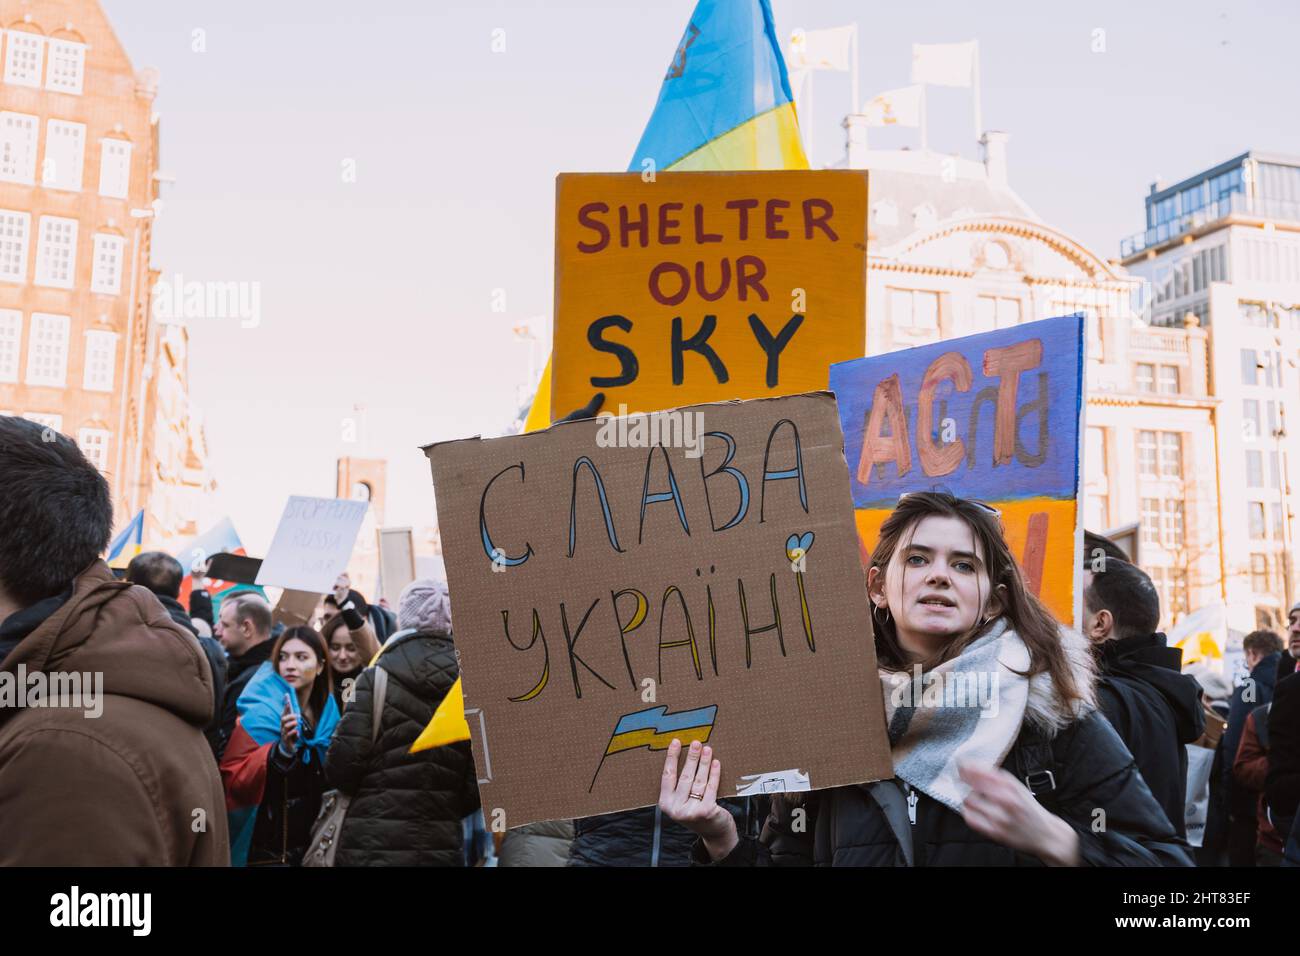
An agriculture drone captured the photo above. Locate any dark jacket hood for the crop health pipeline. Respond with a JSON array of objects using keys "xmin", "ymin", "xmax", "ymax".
[
  {"xmin": 1100, "ymin": 632, "xmax": 1203, "ymax": 743},
  {"xmin": 0, "ymin": 560, "xmax": 214, "ymax": 729}
]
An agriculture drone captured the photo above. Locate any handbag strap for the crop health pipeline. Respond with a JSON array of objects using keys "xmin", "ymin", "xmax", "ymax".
[{"xmin": 369, "ymin": 664, "xmax": 389, "ymax": 748}]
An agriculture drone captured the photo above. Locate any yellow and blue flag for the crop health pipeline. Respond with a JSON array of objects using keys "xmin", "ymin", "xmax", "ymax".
[
  {"xmin": 590, "ymin": 704, "xmax": 718, "ymax": 792},
  {"xmin": 106, "ymin": 509, "xmax": 144, "ymax": 567},
  {"xmin": 629, "ymin": 0, "xmax": 809, "ymax": 172}
]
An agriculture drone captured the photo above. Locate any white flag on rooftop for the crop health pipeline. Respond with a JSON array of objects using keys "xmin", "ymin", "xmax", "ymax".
[
  {"xmin": 790, "ymin": 25, "xmax": 854, "ymax": 71},
  {"xmin": 863, "ymin": 85, "xmax": 922, "ymax": 127},
  {"xmin": 911, "ymin": 40, "xmax": 976, "ymax": 87}
]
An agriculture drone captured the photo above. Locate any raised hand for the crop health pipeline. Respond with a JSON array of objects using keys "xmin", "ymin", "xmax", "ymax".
[
  {"xmin": 658, "ymin": 739, "xmax": 738, "ymax": 861},
  {"xmin": 958, "ymin": 763, "xmax": 1079, "ymax": 866},
  {"xmin": 280, "ymin": 694, "xmax": 300, "ymax": 754}
]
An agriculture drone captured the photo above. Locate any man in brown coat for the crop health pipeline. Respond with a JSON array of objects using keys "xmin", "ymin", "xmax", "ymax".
[{"xmin": 0, "ymin": 416, "xmax": 229, "ymax": 865}]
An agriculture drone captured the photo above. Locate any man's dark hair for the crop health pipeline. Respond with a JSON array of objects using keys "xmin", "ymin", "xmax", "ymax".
[
  {"xmin": 126, "ymin": 551, "xmax": 184, "ymax": 599},
  {"xmin": 0, "ymin": 417, "xmax": 113, "ymax": 607},
  {"xmin": 1084, "ymin": 557, "xmax": 1161, "ymax": 640},
  {"xmin": 1243, "ymin": 629, "xmax": 1284, "ymax": 657}
]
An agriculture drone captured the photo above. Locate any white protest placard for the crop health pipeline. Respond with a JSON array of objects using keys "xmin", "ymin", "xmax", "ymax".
[{"xmin": 255, "ymin": 496, "xmax": 369, "ymax": 592}]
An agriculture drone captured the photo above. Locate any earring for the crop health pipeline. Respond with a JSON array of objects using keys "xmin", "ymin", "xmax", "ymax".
[{"xmin": 872, "ymin": 603, "xmax": 892, "ymax": 628}]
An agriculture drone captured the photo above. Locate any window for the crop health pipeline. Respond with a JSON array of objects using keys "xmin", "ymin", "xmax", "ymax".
[
  {"xmin": 0, "ymin": 209, "xmax": 30, "ymax": 283},
  {"xmin": 1158, "ymin": 432, "xmax": 1183, "ymax": 477},
  {"xmin": 1163, "ymin": 499, "xmax": 1185, "ymax": 549},
  {"xmin": 1086, "ymin": 494, "xmax": 1109, "ymax": 531},
  {"xmin": 1141, "ymin": 498, "xmax": 1161, "ymax": 544},
  {"xmin": 22, "ymin": 412, "xmax": 62, "ymax": 433},
  {"xmin": 42, "ymin": 120, "xmax": 85, "ymax": 192},
  {"xmin": 24, "ymin": 312, "xmax": 69, "ymax": 386},
  {"xmin": 1170, "ymin": 569, "xmax": 1190, "ymax": 615},
  {"xmin": 1246, "ymin": 450, "xmax": 1264, "ymax": 487},
  {"xmin": 1251, "ymin": 554, "xmax": 1270, "ymax": 594},
  {"xmin": 974, "ymin": 296, "xmax": 1020, "ymax": 332},
  {"xmin": 890, "ymin": 289, "xmax": 939, "ymax": 331},
  {"xmin": 83, "ymin": 331, "xmax": 117, "ymax": 391},
  {"xmin": 1240, "ymin": 302, "xmax": 1276, "ymax": 328},
  {"xmin": 45, "ymin": 40, "xmax": 85, "ymax": 95},
  {"xmin": 90, "ymin": 234, "xmax": 124, "ymax": 294},
  {"xmin": 1136, "ymin": 363, "xmax": 1155, "ymax": 392},
  {"xmin": 34, "ymin": 216, "xmax": 77, "ymax": 288},
  {"xmin": 1241, "ymin": 349, "xmax": 1259, "ymax": 386},
  {"xmin": 1243, "ymin": 400, "xmax": 1261, "ymax": 441},
  {"xmin": 1273, "ymin": 503, "xmax": 1286, "ymax": 541},
  {"xmin": 1138, "ymin": 431, "xmax": 1158, "ymax": 476},
  {"xmin": 0, "ymin": 308, "xmax": 20, "ymax": 381},
  {"xmin": 98, "ymin": 140, "xmax": 132, "ymax": 199},
  {"xmin": 1270, "ymin": 451, "xmax": 1282, "ymax": 488},
  {"xmin": 1157, "ymin": 366, "xmax": 1180, "ymax": 395},
  {"xmin": 3, "ymin": 31, "xmax": 44, "ymax": 87},
  {"xmin": 77, "ymin": 428, "xmax": 110, "ymax": 472},
  {"xmin": 0, "ymin": 111, "xmax": 39, "ymax": 184},
  {"xmin": 1086, "ymin": 427, "xmax": 1107, "ymax": 473},
  {"xmin": 1248, "ymin": 502, "xmax": 1267, "ymax": 540}
]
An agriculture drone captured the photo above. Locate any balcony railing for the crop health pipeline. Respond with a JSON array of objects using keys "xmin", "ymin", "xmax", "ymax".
[{"xmin": 1121, "ymin": 194, "xmax": 1300, "ymax": 257}]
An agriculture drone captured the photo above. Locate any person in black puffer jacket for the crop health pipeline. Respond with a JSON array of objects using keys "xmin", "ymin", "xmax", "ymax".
[
  {"xmin": 568, "ymin": 798, "xmax": 767, "ymax": 867},
  {"xmin": 661, "ymin": 493, "xmax": 1193, "ymax": 867},
  {"xmin": 325, "ymin": 577, "xmax": 480, "ymax": 865}
]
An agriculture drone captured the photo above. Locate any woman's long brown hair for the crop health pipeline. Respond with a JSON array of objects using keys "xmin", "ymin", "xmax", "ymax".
[
  {"xmin": 868, "ymin": 491, "xmax": 1084, "ymax": 708},
  {"xmin": 271, "ymin": 625, "xmax": 334, "ymax": 724}
]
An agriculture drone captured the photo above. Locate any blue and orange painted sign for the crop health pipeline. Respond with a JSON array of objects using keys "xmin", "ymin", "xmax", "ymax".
[{"xmin": 829, "ymin": 315, "xmax": 1086, "ymax": 624}]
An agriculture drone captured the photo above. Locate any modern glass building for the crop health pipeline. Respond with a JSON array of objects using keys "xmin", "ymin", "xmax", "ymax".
[{"xmin": 1122, "ymin": 150, "xmax": 1300, "ymax": 633}]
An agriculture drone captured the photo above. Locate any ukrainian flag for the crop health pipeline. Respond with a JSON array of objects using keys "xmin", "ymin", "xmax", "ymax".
[
  {"xmin": 589, "ymin": 704, "xmax": 718, "ymax": 792},
  {"xmin": 604, "ymin": 704, "xmax": 719, "ymax": 755},
  {"xmin": 629, "ymin": 0, "xmax": 809, "ymax": 172},
  {"xmin": 106, "ymin": 510, "xmax": 144, "ymax": 568}
]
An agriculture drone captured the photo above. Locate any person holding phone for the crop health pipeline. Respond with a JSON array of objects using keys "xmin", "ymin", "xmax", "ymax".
[
  {"xmin": 220, "ymin": 625, "xmax": 340, "ymax": 866},
  {"xmin": 658, "ymin": 492, "xmax": 1193, "ymax": 867}
]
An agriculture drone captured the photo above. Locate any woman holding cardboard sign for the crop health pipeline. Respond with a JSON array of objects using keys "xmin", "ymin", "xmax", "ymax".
[{"xmin": 660, "ymin": 492, "xmax": 1192, "ymax": 866}]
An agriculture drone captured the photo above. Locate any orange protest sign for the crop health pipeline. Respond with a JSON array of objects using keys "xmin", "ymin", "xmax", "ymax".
[{"xmin": 551, "ymin": 171, "xmax": 868, "ymax": 418}]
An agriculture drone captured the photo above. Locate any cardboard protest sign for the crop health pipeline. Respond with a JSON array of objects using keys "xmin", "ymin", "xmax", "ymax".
[
  {"xmin": 552, "ymin": 170, "xmax": 868, "ymax": 420},
  {"xmin": 273, "ymin": 589, "xmax": 323, "ymax": 629},
  {"xmin": 255, "ymin": 496, "xmax": 369, "ymax": 593},
  {"xmin": 425, "ymin": 391, "xmax": 892, "ymax": 827},
  {"xmin": 829, "ymin": 314, "xmax": 1086, "ymax": 624}
]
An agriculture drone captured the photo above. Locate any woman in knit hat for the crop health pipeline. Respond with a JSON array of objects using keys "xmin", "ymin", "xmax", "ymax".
[{"xmin": 323, "ymin": 578, "xmax": 481, "ymax": 865}]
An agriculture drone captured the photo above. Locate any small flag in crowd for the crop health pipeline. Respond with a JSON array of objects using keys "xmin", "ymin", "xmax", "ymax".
[
  {"xmin": 106, "ymin": 509, "xmax": 144, "ymax": 567},
  {"xmin": 863, "ymin": 84, "xmax": 923, "ymax": 127}
]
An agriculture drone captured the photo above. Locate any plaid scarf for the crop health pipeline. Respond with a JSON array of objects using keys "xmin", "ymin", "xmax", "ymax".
[{"xmin": 879, "ymin": 618, "xmax": 1032, "ymax": 813}]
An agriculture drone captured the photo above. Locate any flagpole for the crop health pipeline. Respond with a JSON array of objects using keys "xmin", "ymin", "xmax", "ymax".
[
  {"xmin": 850, "ymin": 24, "xmax": 860, "ymax": 122},
  {"xmin": 921, "ymin": 85, "xmax": 929, "ymax": 152},
  {"xmin": 972, "ymin": 40, "xmax": 982, "ymax": 146},
  {"xmin": 807, "ymin": 69, "xmax": 815, "ymax": 168}
]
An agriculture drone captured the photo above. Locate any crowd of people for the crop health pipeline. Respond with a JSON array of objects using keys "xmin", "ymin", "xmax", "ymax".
[{"xmin": 1, "ymin": 414, "xmax": 1298, "ymax": 866}]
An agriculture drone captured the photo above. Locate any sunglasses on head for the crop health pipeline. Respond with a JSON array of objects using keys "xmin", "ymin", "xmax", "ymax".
[{"xmin": 896, "ymin": 491, "xmax": 1002, "ymax": 518}]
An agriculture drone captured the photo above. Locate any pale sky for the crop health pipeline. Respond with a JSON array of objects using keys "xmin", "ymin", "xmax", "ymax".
[{"xmin": 100, "ymin": 0, "xmax": 1300, "ymax": 555}]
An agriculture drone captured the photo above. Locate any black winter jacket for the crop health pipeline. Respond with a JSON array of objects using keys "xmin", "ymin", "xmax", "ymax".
[
  {"xmin": 1095, "ymin": 632, "xmax": 1204, "ymax": 838},
  {"xmin": 324, "ymin": 629, "xmax": 480, "ymax": 866},
  {"xmin": 698, "ymin": 712, "xmax": 1194, "ymax": 867},
  {"xmin": 569, "ymin": 798, "xmax": 765, "ymax": 867},
  {"xmin": 1266, "ymin": 670, "xmax": 1300, "ymax": 838},
  {"xmin": 157, "ymin": 593, "xmax": 227, "ymax": 755},
  {"xmin": 218, "ymin": 639, "xmax": 273, "ymax": 759}
]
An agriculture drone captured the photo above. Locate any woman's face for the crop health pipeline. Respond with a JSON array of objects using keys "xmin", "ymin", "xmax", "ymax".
[
  {"xmin": 328, "ymin": 632, "xmax": 361, "ymax": 674},
  {"xmin": 278, "ymin": 638, "xmax": 321, "ymax": 690},
  {"xmin": 869, "ymin": 514, "xmax": 996, "ymax": 658}
]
